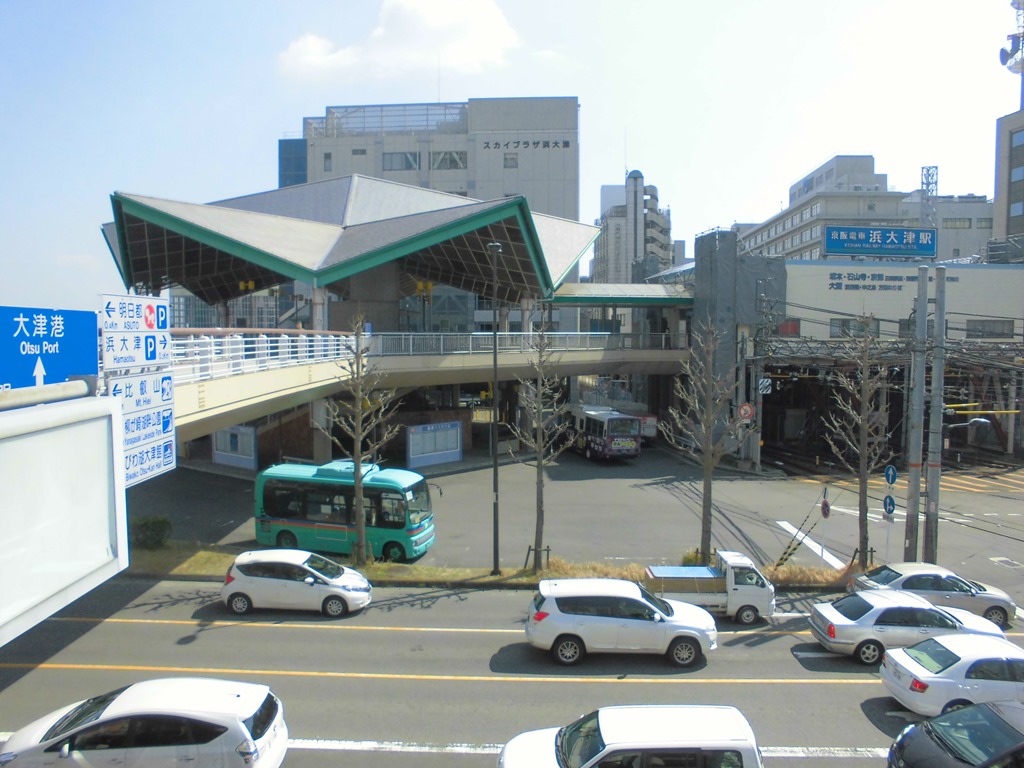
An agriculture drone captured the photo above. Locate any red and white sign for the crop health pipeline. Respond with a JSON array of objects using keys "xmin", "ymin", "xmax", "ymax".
[{"xmin": 738, "ymin": 402, "xmax": 755, "ymax": 421}]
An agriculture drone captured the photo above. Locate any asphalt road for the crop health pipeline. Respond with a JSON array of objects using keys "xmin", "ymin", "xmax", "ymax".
[
  {"xmin": 9, "ymin": 578, "xmax": 1016, "ymax": 767},
  {"xmin": 128, "ymin": 447, "xmax": 1024, "ymax": 609}
]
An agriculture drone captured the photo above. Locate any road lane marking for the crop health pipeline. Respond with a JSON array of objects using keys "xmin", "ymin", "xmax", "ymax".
[
  {"xmin": 775, "ymin": 521, "xmax": 845, "ymax": 569},
  {"xmin": 0, "ymin": 732, "xmax": 888, "ymax": 760},
  {"xmin": 0, "ymin": 661, "xmax": 883, "ymax": 685},
  {"xmin": 49, "ymin": 617, "xmax": 521, "ymax": 633}
]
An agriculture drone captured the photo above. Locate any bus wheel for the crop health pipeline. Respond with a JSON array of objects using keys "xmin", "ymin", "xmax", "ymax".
[
  {"xmin": 585, "ymin": 446, "xmax": 593, "ymax": 460},
  {"xmin": 383, "ymin": 542, "xmax": 406, "ymax": 562},
  {"xmin": 322, "ymin": 596, "xmax": 348, "ymax": 618},
  {"xmin": 276, "ymin": 531, "xmax": 298, "ymax": 549}
]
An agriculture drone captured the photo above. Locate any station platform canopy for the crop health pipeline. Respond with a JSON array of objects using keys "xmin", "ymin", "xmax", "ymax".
[{"xmin": 104, "ymin": 175, "xmax": 604, "ymax": 307}]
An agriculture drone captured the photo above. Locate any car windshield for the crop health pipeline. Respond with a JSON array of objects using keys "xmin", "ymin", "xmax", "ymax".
[
  {"xmin": 864, "ymin": 565, "xmax": 902, "ymax": 585},
  {"xmin": 829, "ymin": 594, "xmax": 872, "ymax": 620},
  {"xmin": 304, "ymin": 553, "xmax": 344, "ymax": 579},
  {"xmin": 926, "ymin": 704, "xmax": 1024, "ymax": 765},
  {"xmin": 557, "ymin": 710, "xmax": 606, "ymax": 768},
  {"xmin": 903, "ymin": 638, "xmax": 961, "ymax": 673},
  {"xmin": 638, "ymin": 582, "xmax": 672, "ymax": 616},
  {"xmin": 42, "ymin": 686, "xmax": 129, "ymax": 742}
]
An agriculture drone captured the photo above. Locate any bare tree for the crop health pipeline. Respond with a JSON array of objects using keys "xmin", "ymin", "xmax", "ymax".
[
  {"xmin": 821, "ymin": 315, "xmax": 894, "ymax": 569},
  {"xmin": 505, "ymin": 312, "xmax": 571, "ymax": 573},
  {"xmin": 658, "ymin": 321, "xmax": 754, "ymax": 565},
  {"xmin": 315, "ymin": 315, "xmax": 403, "ymax": 566}
]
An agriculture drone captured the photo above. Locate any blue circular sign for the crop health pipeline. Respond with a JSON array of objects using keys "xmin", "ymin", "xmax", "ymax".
[
  {"xmin": 884, "ymin": 464, "xmax": 897, "ymax": 485},
  {"xmin": 883, "ymin": 495, "xmax": 896, "ymax": 516}
]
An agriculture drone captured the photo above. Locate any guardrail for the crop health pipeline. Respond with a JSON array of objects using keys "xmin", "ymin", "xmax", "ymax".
[{"xmin": 167, "ymin": 328, "xmax": 685, "ymax": 385}]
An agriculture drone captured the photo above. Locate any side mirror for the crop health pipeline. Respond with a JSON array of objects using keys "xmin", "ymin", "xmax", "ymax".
[
  {"xmin": 61, "ymin": 743, "xmax": 71, "ymax": 759},
  {"xmin": 304, "ymin": 576, "xmax": 316, "ymax": 586}
]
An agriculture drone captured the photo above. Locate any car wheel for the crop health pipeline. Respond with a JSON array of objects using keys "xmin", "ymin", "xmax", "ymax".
[
  {"xmin": 551, "ymin": 635, "xmax": 585, "ymax": 666},
  {"xmin": 322, "ymin": 596, "xmax": 348, "ymax": 618},
  {"xmin": 855, "ymin": 640, "xmax": 883, "ymax": 666},
  {"xmin": 276, "ymin": 531, "xmax": 298, "ymax": 549},
  {"xmin": 735, "ymin": 605, "xmax": 759, "ymax": 626},
  {"xmin": 382, "ymin": 542, "xmax": 406, "ymax": 562},
  {"xmin": 667, "ymin": 637, "xmax": 700, "ymax": 667},
  {"xmin": 983, "ymin": 606, "xmax": 1009, "ymax": 628},
  {"xmin": 942, "ymin": 699, "xmax": 972, "ymax": 714},
  {"xmin": 227, "ymin": 593, "xmax": 252, "ymax": 615},
  {"xmin": 585, "ymin": 446, "xmax": 593, "ymax": 460}
]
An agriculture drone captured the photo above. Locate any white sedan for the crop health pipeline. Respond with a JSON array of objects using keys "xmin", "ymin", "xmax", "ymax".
[
  {"xmin": 221, "ymin": 549, "xmax": 372, "ymax": 617},
  {"xmin": 0, "ymin": 677, "xmax": 287, "ymax": 767},
  {"xmin": 881, "ymin": 633, "xmax": 1024, "ymax": 716}
]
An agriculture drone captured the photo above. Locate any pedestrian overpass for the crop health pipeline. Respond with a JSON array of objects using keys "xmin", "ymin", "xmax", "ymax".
[{"xmin": 170, "ymin": 328, "xmax": 688, "ymax": 442}]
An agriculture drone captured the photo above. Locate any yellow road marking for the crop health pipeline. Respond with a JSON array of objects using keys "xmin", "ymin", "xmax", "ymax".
[{"xmin": 0, "ymin": 661, "xmax": 882, "ymax": 685}]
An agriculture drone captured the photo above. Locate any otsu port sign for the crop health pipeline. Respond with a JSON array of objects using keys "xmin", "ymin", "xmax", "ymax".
[{"xmin": 0, "ymin": 305, "xmax": 98, "ymax": 391}]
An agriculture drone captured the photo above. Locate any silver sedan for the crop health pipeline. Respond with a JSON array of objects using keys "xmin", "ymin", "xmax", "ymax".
[
  {"xmin": 849, "ymin": 561, "xmax": 1017, "ymax": 628},
  {"xmin": 809, "ymin": 589, "xmax": 1005, "ymax": 665}
]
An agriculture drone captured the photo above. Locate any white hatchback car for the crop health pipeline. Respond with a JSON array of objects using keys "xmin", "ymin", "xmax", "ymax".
[
  {"xmin": 498, "ymin": 704, "xmax": 764, "ymax": 768},
  {"xmin": 0, "ymin": 677, "xmax": 287, "ymax": 768},
  {"xmin": 525, "ymin": 578, "xmax": 717, "ymax": 667},
  {"xmin": 881, "ymin": 633, "xmax": 1024, "ymax": 716},
  {"xmin": 222, "ymin": 549, "xmax": 372, "ymax": 617}
]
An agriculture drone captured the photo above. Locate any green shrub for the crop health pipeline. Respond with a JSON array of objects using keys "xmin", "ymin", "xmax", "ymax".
[{"xmin": 131, "ymin": 516, "xmax": 172, "ymax": 550}]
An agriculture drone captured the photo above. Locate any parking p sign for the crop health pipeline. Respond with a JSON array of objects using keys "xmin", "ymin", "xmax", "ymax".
[{"xmin": 101, "ymin": 295, "xmax": 171, "ymax": 370}]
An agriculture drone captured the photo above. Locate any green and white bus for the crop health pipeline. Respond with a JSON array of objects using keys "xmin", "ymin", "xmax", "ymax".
[{"xmin": 254, "ymin": 460, "xmax": 436, "ymax": 562}]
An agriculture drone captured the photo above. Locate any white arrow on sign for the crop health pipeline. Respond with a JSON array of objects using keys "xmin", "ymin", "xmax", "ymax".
[{"xmin": 33, "ymin": 357, "xmax": 46, "ymax": 386}]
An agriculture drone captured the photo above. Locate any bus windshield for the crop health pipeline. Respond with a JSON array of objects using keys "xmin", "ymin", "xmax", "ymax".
[
  {"xmin": 608, "ymin": 418, "xmax": 640, "ymax": 437},
  {"xmin": 407, "ymin": 480, "xmax": 432, "ymax": 526}
]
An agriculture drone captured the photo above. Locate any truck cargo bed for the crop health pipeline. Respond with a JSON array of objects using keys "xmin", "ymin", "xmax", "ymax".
[{"xmin": 644, "ymin": 565, "xmax": 727, "ymax": 594}]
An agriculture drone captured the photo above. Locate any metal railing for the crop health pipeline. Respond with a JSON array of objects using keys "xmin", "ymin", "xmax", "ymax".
[{"xmin": 166, "ymin": 328, "xmax": 686, "ymax": 385}]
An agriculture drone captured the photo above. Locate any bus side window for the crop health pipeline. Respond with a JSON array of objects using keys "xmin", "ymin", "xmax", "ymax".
[
  {"xmin": 381, "ymin": 494, "xmax": 405, "ymax": 529},
  {"xmin": 363, "ymin": 496, "xmax": 379, "ymax": 527}
]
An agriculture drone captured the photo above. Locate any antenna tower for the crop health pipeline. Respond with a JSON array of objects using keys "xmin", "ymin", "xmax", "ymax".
[{"xmin": 999, "ymin": 0, "xmax": 1024, "ymax": 108}]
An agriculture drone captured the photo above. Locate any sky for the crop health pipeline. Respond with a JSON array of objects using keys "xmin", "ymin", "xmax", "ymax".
[{"xmin": 1, "ymin": 0, "xmax": 1021, "ymax": 311}]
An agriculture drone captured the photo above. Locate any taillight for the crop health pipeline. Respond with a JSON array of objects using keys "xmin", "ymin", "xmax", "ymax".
[
  {"xmin": 532, "ymin": 611, "xmax": 549, "ymax": 622},
  {"xmin": 236, "ymin": 739, "xmax": 259, "ymax": 765},
  {"xmin": 910, "ymin": 679, "xmax": 929, "ymax": 693},
  {"xmin": 224, "ymin": 572, "xmax": 235, "ymax": 586},
  {"xmin": 827, "ymin": 623, "xmax": 836, "ymax": 639}
]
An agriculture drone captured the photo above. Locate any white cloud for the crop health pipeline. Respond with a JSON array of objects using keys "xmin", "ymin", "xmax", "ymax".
[{"xmin": 279, "ymin": 0, "xmax": 519, "ymax": 79}]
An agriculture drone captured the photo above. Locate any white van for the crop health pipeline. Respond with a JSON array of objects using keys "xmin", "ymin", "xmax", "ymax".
[{"xmin": 498, "ymin": 704, "xmax": 764, "ymax": 768}]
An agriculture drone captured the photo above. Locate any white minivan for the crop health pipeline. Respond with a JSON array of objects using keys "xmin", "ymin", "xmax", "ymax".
[{"xmin": 498, "ymin": 705, "xmax": 764, "ymax": 768}]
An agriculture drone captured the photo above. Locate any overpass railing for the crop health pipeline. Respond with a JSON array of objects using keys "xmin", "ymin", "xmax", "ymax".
[{"xmin": 168, "ymin": 328, "xmax": 684, "ymax": 384}]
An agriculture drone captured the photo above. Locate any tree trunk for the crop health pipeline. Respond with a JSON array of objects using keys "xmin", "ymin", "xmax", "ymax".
[
  {"xmin": 533, "ymin": 458, "xmax": 545, "ymax": 573},
  {"xmin": 701, "ymin": 466, "xmax": 714, "ymax": 565}
]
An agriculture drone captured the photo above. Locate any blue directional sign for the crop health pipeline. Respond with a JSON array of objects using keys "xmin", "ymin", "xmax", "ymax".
[
  {"xmin": 884, "ymin": 464, "xmax": 897, "ymax": 485},
  {"xmin": 825, "ymin": 226, "xmax": 937, "ymax": 259},
  {"xmin": 100, "ymin": 295, "xmax": 171, "ymax": 370},
  {"xmin": 0, "ymin": 305, "xmax": 98, "ymax": 391},
  {"xmin": 883, "ymin": 495, "xmax": 896, "ymax": 516}
]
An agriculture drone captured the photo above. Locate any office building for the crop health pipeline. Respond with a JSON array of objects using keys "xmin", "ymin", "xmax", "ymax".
[{"xmin": 737, "ymin": 155, "xmax": 993, "ymax": 263}]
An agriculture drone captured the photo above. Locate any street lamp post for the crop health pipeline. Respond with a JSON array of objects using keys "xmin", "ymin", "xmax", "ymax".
[{"xmin": 487, "ymin": 241, "xmax": 502, "ymax": 576}]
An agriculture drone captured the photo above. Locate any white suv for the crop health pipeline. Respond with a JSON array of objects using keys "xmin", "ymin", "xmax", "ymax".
[
  {"xmin": 498, "ymin": 704, "xmax": 764, "ymax": 768},
  {"xmin": 525, "ymin": 578, "xmax": 717, "ymax": 667}
]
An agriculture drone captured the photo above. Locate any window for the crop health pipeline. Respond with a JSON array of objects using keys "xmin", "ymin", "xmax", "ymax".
[
  {"xmin": 777, "ymin": 318, "xmax": 800, "ymax": 337},
  {"xmin": 899, "ymin": 318, "xmax": 936, "ymax": 338},
  {"xmin": 977, "ymin": 218, "xmax": 993, "ymax": 229},
  {"xmin": 811, "ymin": 224, "xmax": 821, "ymax": 237},
  {"xmin": 966, "ymin": 659, "xmax": 1011, "ymax": 681},
  {"xmin": 1012, "ymin": 167, "xmax": 1024, "ymax": 182},
  {"xmin": 430, "ymin": 151, "xmax": 467, "ymax": 170},
  {"xmin": 811, "ymin": 202, "xmax": 821, "ymax": 216},
  {"xmin": 966, "ymin": 319, "xmax": 1014, "ymax": 339},
  {"xmin": 73, "ymin": 719, "xmax": 132, "ymax": 750},
  {"xmin": 830, "ymin": 317, "xmax": 879, "ymax": 338},
  {"xmin": 383, "ymin": 152, "xmax": 420, "ymax": 171},
  {"xmin": 323, "ymin": 152, "xmax": 332, "ymax": 173},
  {"xmin": 504, "ymin": 152, "xmax": 518, "ymax": 169},
  {"xmin": 1012, "ymin": 202, "xmax": 1024, "ymax": 217},
  {"xmin": 943, "ymin": 218, "xmax": 972, "ymax": 229},
  {"xmin": 1013, "ymin": 130, "xmax": 1024, "ymax": 147},
  {"xmin": 351, "ymin": 148, "xmax": 367, "ymax": 156}
]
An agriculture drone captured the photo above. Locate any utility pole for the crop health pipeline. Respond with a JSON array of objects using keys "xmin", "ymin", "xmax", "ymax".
[
  {"xmin": 903, "ymin": 266, "xmax": 928, "ymax": 560},
  {"xmin": 923, "ymin": 266, "xmax": 947, "ymax": 563}
]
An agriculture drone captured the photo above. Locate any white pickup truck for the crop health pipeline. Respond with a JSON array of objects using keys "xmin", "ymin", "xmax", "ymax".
[{"xmin": 644, "ymin": 550, "xmax": 776, "ymax": 626}]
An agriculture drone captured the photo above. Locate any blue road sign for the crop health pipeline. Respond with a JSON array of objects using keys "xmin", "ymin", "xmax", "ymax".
[
  {"xmin": 883, "ymin": 495, "xmax": 896, "ymax": 516},
  {"xmin": 884, "ymin": 464, "xmax": 897, "ymax": 485},
  {"xmin": 824, "ymin": 226, "xmax": 937, "ymax": 258},
  {"xmin": 0, "ymin": 305, "xmax": 98, "ymax": 391}
]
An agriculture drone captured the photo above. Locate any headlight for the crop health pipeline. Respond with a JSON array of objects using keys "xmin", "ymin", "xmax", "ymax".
[{"xmin": 0, "ymin": 753, "xmax": 18, "ymax": 767}]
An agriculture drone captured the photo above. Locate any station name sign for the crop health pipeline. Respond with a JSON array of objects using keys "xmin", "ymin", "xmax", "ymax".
[{"xmin": 824, "ymin": 226, "xmax": 937, "ymax": 259}]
